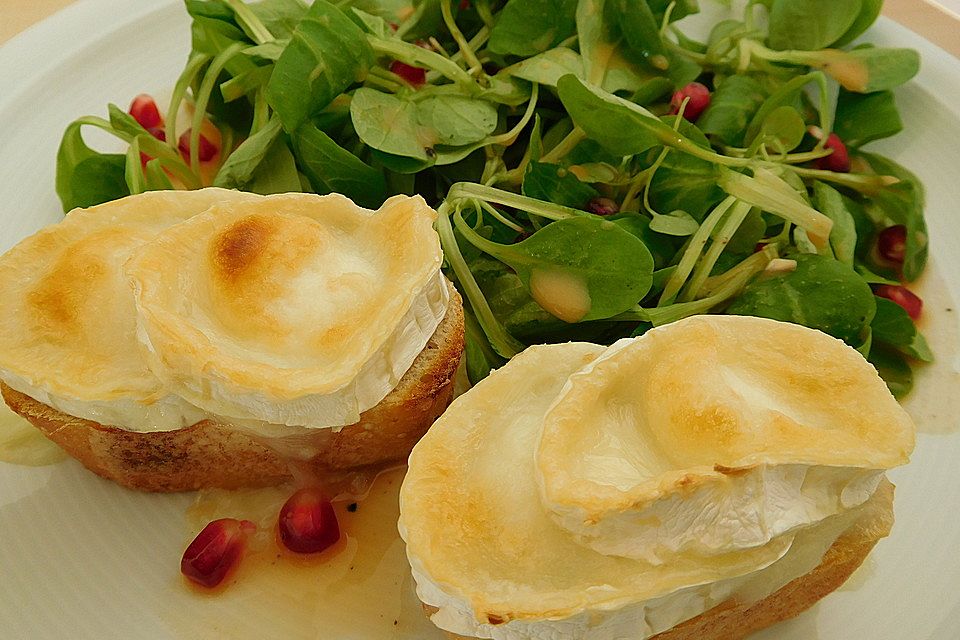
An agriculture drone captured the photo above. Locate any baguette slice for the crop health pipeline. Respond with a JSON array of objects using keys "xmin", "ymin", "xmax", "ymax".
[
  {"xmin": 2, "ymin": 287, "xmax": 463, "ymax": 493},
  {"xmin": 432, "ymin": 478, "xmax": 894, "ymax": 640}
]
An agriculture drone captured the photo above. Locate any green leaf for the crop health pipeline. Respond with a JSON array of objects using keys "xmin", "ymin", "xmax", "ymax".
[
  {"xmin": 577, "ymin": 0, "xmax": 652, "ymax": 93},
  {"xmin": 294, "ymin": 120, "xmax": 386, "ymax": 208},
  {"xmin": 190, "ymin": 16, "xmax": 259, "ymax": 77},
  {"xmin": 267, "ymin": 0, "xmax": 373, "ymax": 132},
  {"xmin": 247, "ymin": 0, "xmax": 308, "ymax": 40},
  {"xmin": 744, "ymin": 73, "xmax": 816, "ymax": 146},
  {"xmin": 609, "ymin": 214, "xmax": 679, "ymax": 269},
  {"xmin": 464, "ymin": 310, "xmax": 506, "ymax": 385},
  {"xmin": 758, "ymin": 106, "xmax": 806, "ymax": 153},
  {"xmin": 648, "ymin": 117, "xmax": 724, "ymax": 221},
  {"xmin": 614, "ymin": 0, "xmax": 669, "ymax": 69},
  {"xmin": 697, "ymin": 75, "xmax": 766, "ymax": 147},
  {"xmin": 768, "ymin": 0, "xmax": 862, "ymax": 51},
  {"xmin": 370, "ymin": 149, "xmax": 436, "ymax": 174},
  {"xmin": 350, "ymin": 88, "xmax": 432, "ymax": 160},
  {"xmin": 214, "ymin": 116, "xmax": 283, "ymax": 188},
  {"xmin": 649, "ymin": 210, "xmax": 701, "ymax": 236},
  {"xmin": 813, "ymin": 181, "xmax": 857, "ymax": 265},
  {"xmin": 185, "ymin": 0, "xmax": 236, "ymax": 23},
  {"xmin": 871, "ymin": 296, "xmax": 934, "ymax": 362},
  {"xmin": 858, "ymin": 152, "xmax": 928, "ymax": 281},
  {"xmin": 488, "ymin": 0, "xmax": 578, "ymax": 57},
  {"xmin": 631, "ymin": 77, "xmax": 674, "ymax": 106},
  {"xmin": 508, "ymin": 47, "xmax": 584, "ymax": 87},
  {"xmin": 68, "ymin": 155, "xmax": 130, "ymax": 210},
  {"xmin": 832, "ymin": 0, "xmax": 883, "ymax": 48},
  {"xmin": 557, "ymin": 75, "xmax": 669, "ymax": 156},
  {"xmin": 834, "ymin": 89, "xmax": 903, "ymax": 147},
  {"xmin": 804, "ymin": 47, "xmax": 920, "ymax": 93},
  {"xmin": 868, "ymin": 344, "xmax": 914, "ymax": 398},
  {"xmin": 56, "ymin": 121, "xmax": 98, "ymax": 212},
  {"xmin": 727, "ymin": 253, "xmax": 876, "ymax": 345},
  {"xmin": 244, "ymin": 136, "xmax": 303, "ymax": 194},
  {"xmin": 416, "ymin": 96, "xmax": 499, "ymax": 147},
  {"xmin": 522, "ymin": 162, "xmax": 598, "ymax": 209},
  {"xmin": 456, "ymin": 213, "xmax": 655, "ymax": 322},
  {"xmin": 349, "ymin": 8, "xmax": 393, "ymax": 38}
]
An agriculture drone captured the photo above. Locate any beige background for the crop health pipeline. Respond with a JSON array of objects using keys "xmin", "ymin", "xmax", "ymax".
[{"xmin": 1, "ymin": 0, "xmax": 959, "ymax": 55}]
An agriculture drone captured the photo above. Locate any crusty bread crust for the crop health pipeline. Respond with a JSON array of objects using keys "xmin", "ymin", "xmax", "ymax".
[
  {"xmin": 2, "ymin": 287, "xmax": 463, "ymax": 493},
  {"xmin": 432, "ymin": 479, "xmax": 895, "ymax": 640}
]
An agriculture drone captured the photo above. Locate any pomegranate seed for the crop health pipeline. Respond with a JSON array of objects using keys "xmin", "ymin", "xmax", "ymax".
[
  {"xmin": 670, "ymin": 82, "xmax": 711, "ymax": 122},
  {"xmin": 278, "ymin": 488, "xmax": 340, "ymax": 554},
  {"xmin": 876, "ymin": 284, "xmax": 923, "ymax": 321},
  {"xmin": 878, "ymin": 225, "xmax": 907, "ymax": 265},
  {"xmin": 390, "ymin": 61, "xmax": 427, "ymax": 87},
  {"xmin": 129, "ymin": 94, "xmax": 163, "ymax": 129},
  {"xmin": 587, "ymin": 196, "xmax": 619, "ymax": 216},
  {"xmin": 178, "ymin": 129, "xmax": 218, "ymax": 163},
  {"xmin": 181, "ymin": 518, "xmax": 256, "ymax": 589},
  {"xmin": 460, "ymin": 0, "xmax": 471, "ymax": 9},
  {"xmin": 814, "ymin": 133, "xmax": 850, "ymax": 173}
]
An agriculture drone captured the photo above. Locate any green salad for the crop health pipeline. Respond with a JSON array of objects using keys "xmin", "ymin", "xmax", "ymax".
[{"xmin": 55, "ymin": 0, "xmax": 932, "ymax": 394}]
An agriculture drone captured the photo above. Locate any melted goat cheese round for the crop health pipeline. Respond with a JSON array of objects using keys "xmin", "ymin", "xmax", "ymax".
[
  {"xmin": 536, "ymin": 317, "xmax": 913, "ymax": 562},
  {"xmin": 0, "ymin": 189, "xmax": 259, "ymax": 431},
  {"xmin": 126, "ymin": 193, "xmax": 447, "ymax": 428}
]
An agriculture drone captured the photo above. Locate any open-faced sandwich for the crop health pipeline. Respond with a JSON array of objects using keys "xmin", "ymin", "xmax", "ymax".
[
  {"xmin": 0, "ymin": 188, "xmax": 464, "ymax": 491},
  {"xmin": 400, "ymin": 314, "xmax": 915, "ymax": 640}
]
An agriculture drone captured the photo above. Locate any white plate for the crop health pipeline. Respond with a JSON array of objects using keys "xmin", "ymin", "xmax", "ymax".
[{"xmin": 1, "ymin": 2, "xmax": 959, "ymax": 638}]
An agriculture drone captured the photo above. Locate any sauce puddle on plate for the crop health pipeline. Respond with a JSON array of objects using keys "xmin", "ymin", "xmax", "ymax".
[
  {"xmin": 0, "ymin": 401, "xmax": 66, "ymax": 466},
  {"xmin": 163, "ymin": 466, "xmax": 442, "ymax": 639},
  {"xmin": 904, "ymin": 261, "xmax": 960, "ymax": 435}
]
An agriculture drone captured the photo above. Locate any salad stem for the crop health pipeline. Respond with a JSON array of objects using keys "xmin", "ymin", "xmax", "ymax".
[{"xmin": 436, "ymin": 202, "xmax": 525, "ymax": 357}]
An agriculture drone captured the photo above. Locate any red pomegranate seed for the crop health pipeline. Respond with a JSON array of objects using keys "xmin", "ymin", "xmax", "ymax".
[
  {"xmin": 587, "ymin": 196, "xmax": 619, "ymax": 216},
  {"xmin": 877, "ymin": 225, "xmax": 907, "ymax": 265},
  {"xmin": 814, "ymin": 133, "xmax": 850, "ymax": 173},
  {"xmin": 876, "ymin": 284, "xmax": 923, "ymax": 321},
  {"xmin": 181, "ymin": 518, "xmax": 256, "ymax": 589},
  {"xmin": 178, "ymin": 129, "xmax": 218, "ymax": 163},
  {"xmin": 129, "ymin": 94, "xmax": 163, "ymax": 129},
  {"xmin": 278, "ymin": 488, "xmax": 340, "ymax": 554},
  {"xmin": 459, "ymin": 0, "xmax": 471, "ymax": 9},
  {"xmin": 391, "ymin": 61, "xmax": 427, "ymax": 87},
  {"xmin": 670, "ymin": 82, "xmax": 711, "ymax": 122}
]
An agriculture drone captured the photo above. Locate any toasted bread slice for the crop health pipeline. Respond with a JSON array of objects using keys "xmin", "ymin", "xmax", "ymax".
[
  {"xmin": 431, "ymin": 479, "xmax": 894, "ymax": 640},
  {"xmin": 1, "ymin": 287, "xmax": 463, "ymax": 493}
]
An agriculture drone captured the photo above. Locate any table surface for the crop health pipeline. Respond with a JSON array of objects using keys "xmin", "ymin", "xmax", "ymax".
[{"xmin": 2, "ymin": 0, "xmax": 959, "ymax": 55}]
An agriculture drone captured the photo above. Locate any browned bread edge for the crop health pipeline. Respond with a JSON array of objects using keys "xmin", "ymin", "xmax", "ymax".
[
  {"xmin": 430, "ymin": 479, "xmax": 895, "ymax": 640},
  {"xmin": 2, "ymin": 288, "xmax": 464, "ymax": 493}
]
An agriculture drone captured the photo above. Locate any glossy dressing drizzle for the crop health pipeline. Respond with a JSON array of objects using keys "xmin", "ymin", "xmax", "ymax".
[
  {"xmin": 0, "ymin": 402, "xmax": 65, "ymax": 466},
  {"xmin": 904, "ymin": 262, "xmax": 960, "ymax": 434},
  {"xmin": 163, "ymin": 466, "xmax": 443, "ymax": 639}
]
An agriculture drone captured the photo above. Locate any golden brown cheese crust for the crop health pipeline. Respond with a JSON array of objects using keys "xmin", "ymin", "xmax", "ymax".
[
  {"xmin": 1, "ymin": 290, "xmax": 464, "ymax": 492},
  {"xmin": 126, "ymin": 193, "xmax": 445, "ymax": 397},
  {"xmin": 0, "ymin": 189, "xmax": 260, "ymax": 403}
]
